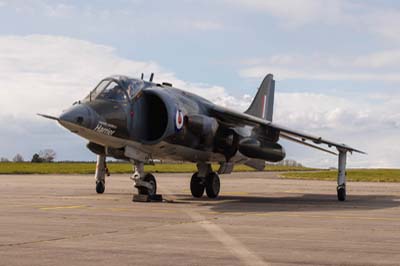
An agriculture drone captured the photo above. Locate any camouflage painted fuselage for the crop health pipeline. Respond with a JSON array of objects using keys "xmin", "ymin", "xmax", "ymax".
[{"xmin": 58, "ymin": 75, "xmax": 285, "ymax": 165}]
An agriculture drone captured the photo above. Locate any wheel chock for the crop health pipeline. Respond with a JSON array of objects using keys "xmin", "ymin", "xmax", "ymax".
[{"xmin": 132, "ymin": 194, "xmax": 163, "ymax": 202}]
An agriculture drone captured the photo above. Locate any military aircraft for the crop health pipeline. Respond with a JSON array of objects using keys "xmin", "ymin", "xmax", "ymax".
[{"xmin": 39, "ymin": 73, "xmax": 364, "ymax": 202}]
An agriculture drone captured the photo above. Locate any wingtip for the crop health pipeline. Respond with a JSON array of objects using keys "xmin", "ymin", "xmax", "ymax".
[{"xmin": 350, "ymin": 149, "xmax": 367, "ymax": 155}]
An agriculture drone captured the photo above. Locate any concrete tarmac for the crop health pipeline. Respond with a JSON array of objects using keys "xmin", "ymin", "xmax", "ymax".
[{"xmin": 1, "ymin": 172, "xmax": 400, "ymax": 266}]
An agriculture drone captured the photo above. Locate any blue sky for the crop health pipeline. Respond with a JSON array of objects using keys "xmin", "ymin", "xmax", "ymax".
[{"xmin": 0, "ymin": 0, "xmax": 399, "ymax": 167}]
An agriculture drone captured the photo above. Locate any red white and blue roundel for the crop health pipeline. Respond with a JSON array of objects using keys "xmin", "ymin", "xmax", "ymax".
[{"xmin": 175, "ymin": 109, "xmax": 184, "ymax": 130}]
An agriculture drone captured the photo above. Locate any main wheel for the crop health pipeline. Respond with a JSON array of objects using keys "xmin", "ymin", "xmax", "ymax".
[
  {"xmin": 205, "ymin": 172, "xmax": 220, "ymax": 199},
  {"xmin": 190, "ymin": 172, "xmax": 205, "ymax": 198},
  {"xmin": 337, "ymin": 186, "xmax": 346, "ymax": 201},
  {"xmin": 96, "ymin": 181, "xmax": 105, "ymax": 194},
  {"xmin": 138, "ymin": 173, "xmax": 157, "ymax": 196}
]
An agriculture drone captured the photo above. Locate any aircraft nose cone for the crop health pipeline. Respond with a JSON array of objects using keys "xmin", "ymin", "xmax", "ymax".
[{"xmin": 59, "ymin": 104, "xmax": 99, "ymax": 129}]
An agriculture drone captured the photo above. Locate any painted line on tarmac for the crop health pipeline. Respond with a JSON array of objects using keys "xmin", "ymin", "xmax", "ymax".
[
  {"xmin": 185, "ymin": 209, "xmax": 269, "ymax": 266},
  {"xmin": 39, "ymin": 205, "xmax": 87, "ymax": 210},
  {"xmin": 282, "ymin": 190, "xmax": 306, "ymax": 194},
  {"xmin": 160, "ymin": 186, "xmax": 269, "ymax": 266}
]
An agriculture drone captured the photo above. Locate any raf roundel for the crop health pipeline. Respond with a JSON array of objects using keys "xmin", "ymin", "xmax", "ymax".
[{"xmin": 175, "ymin": 109, "xmax": 184, "ymax": 130}]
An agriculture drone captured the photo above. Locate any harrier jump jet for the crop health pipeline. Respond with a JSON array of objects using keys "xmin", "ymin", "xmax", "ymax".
[{"xmin": 39, "ymin": 74, "xmax": 364, "ymax": 201}]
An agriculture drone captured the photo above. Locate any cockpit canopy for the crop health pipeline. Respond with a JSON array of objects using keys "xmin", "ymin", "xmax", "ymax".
[
  {"xmin": 85, "ymin": 76, "xmax": 152, "ymax": 102},
  {"xmin": 96, "ymin": 80, "xmax": 127, "ymax": 101}
]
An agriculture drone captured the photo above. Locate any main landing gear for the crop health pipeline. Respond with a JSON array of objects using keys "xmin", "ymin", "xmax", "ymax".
[
  {"xmin": 131, "ymin": 161, "xmax": 162, "ymax": 202},
  {"xmin": 190, "ymin": 163, "xmax": 220, "ymax": 199}
]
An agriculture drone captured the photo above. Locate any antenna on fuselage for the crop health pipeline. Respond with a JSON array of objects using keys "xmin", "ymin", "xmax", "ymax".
[
  {"xmin": 141, "ymin": 73, "xmax": 144, "ymax": 80},
  {"xmin": 149, "ymin": 73, "xmax": 154, "ymax": 82}
]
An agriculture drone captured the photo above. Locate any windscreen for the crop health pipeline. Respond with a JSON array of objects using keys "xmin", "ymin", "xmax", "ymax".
[
  {"xmin": 87, "ymin": 80, "xmax": 128, "ymax": 102},
  {"xmin": 96, "ymin": 81, "xmax": 128, "ymax": 102}
]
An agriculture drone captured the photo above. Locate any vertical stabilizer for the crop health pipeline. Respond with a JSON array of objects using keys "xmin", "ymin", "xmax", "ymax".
[{"xmin": 244, "ymin": 74, "xmax": 275, "ymax": 121}]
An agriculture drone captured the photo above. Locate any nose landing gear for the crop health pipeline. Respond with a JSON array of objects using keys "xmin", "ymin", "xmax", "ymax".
[
  {"xmin": 137, "ymin": 173, "xmax": 157, "ymax": 196},
  {"xmin": 131, "ymin": 161, "xmax": 162, "ymax": 202}
]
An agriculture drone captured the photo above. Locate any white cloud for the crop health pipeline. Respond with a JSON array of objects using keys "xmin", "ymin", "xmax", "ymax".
[
  {"xmin": 241, "ymin": 66, "xmax": 400, "ymax": 82},
  {"xmin": 4, "ymin": 1, "xmax": 75, "ymax": 17},
  {"xmin": 274, "ymin": 92, "xmax": 400, "ymax": 168},
  {"xmin": 352, "ymin": 49, "xmax": 400, "ymax": 69},
  {"xmin": 226, "ymin": 0, "xmax": 400, "ymax": 43},
  {"xmin": 0, "ymin": 35, "xmax": 252, "ymax": 118},
  {"xmin": 44, "ymin": 3, "xmax": 75, "ymax": 18},
  {"xmin": 0, "ymin": 35, "xmax": 398, "ymax": 167},
  {"xmin": 225, "ymin": 0, "xmax": 348, "ymax": 28},
  {"xmin": 239, "ymin": 51, "xmax": 400, "ymax": 82}
]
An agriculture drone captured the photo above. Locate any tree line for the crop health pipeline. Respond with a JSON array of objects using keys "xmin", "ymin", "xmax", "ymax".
[
  {"xmin": 1, "ymin": 149, "xmax": 56, "ymax": 163},
  {"xmin": 1, "ymin": 150, "xmax": 304, "ymax": 167}
]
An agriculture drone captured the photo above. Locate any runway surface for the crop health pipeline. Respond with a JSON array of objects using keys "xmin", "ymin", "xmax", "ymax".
[{"xmin": 1, "ymin": 172, "xmax": 400, "ymax": 266}]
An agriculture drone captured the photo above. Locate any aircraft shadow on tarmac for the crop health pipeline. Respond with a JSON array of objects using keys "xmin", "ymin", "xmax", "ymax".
[{"xmin": 175, "ymin": 194, "xmax": 400, "ymax": 213}]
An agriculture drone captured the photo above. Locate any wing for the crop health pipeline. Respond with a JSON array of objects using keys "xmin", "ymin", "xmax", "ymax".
[{"xmin": 209, "ymin": 105, "xmax": 366, "ymax": 155}]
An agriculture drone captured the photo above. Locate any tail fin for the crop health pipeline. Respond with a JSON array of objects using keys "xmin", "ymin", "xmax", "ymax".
[{"xmin": 245, "ymin": 74, "xmax": 275, "ymax": 121}]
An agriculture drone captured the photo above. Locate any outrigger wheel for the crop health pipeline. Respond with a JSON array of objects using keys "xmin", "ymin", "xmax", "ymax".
[
  {"xmin": 337, "ymin": 185, "xmax": 346, "ymax": 201},
  {"xmin": 96, "ymin": 180, "xmax": 105, "ymax": 194}
]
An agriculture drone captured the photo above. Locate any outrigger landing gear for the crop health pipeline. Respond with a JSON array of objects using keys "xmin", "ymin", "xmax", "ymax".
[
  {"xmin": 95, "ymin": 154, "xmax": 109, "ymax": 194},
  {"xmin": 190, "ymin": 163, "xmax": 220, "ymax": 199},
  {"xmin": 337, "ymin": 148, "xmax": 347, "ymax": 201},
  {"xmin": 131, "ymin": 161, "xmax": 162, "ymax": 202}
]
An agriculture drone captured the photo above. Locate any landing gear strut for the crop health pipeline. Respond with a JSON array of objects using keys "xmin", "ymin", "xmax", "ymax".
[
  {"xmin": 190, "ymin": 163, "xmax": 220, "ymax": 199},
  {"xmin": 337, "ymin": 149, "xmax": 347, "ymax": 201},
  {"xmin": 131, "ymin": 161, "xmax": 162, "ymax": 202}
]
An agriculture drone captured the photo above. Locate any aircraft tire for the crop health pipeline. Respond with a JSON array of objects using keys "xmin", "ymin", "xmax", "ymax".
[
  {"xmin": 138, "ymin": 173, "xmax": 157, "ymax": 196},
  {"xmin": 190, "ymin": 172, "xmax": 205, "ymax": 198},
  {"xmin": 337, "ymin": 187, "xmax": 346, "ymax": 201},
  {"xmin": 96, "ymin": 181, "xmax": 105, "ymax": 194},
  {"xmin": 205, "ymin": 172, "xmax": 220, "ymax": 199}
]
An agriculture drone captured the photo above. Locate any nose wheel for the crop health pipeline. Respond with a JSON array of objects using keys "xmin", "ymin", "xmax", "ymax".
[
  {"xmin": 131, "ymin": 161, "xmax": 162, "ymax": 202},
  {"xmin": 337, "ymin": 185, "xmax": 346, "ymax": 201},
  {"xmin": 137, "ymin": 173, "xmax": 157, "ymax": 196}
]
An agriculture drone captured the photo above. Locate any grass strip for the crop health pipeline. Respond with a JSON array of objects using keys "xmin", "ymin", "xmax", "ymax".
[
  {"xmin": 281, "ymin": 169, "xmax": 400, "ymax": 182},
  {"xmin": 0, "ymin": 162, "xmax": 312, "ymax": 175}
]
